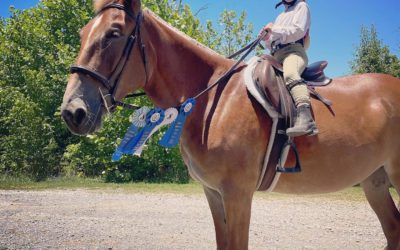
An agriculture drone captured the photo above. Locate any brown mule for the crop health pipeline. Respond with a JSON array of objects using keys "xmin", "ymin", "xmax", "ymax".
[{"xmin": 61, "ymin": 1, "xmax": 400, "ymax": 249}]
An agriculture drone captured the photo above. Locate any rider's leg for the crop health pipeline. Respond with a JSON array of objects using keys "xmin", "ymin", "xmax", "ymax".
[{"xmin": 282, "ymin": 52, "xmax": 318, "ymax": 137}]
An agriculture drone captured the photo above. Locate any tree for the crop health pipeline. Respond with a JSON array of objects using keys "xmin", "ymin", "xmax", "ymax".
[
  {"xmin": 0, "ymin": 0, "xmax": 255, "ymax": 182},
  {"xmin": 0, "ymin": 0, "xmax": 93, "ymax": 180},
  {"xmin": 351, "ymin": 25, "xmax": 400, "ymax": 77},
  {"xmin": 204, "ymin": 10, "xmax": 254, "ymax": 57}
]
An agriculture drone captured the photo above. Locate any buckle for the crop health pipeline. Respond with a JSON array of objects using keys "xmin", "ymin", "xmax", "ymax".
[{"xmin": 99, "ymin": 88, "xmax": 115, "ymax": 114}]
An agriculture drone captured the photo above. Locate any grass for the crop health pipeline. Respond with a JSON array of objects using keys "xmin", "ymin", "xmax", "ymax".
[
  {"xmin": 0, "ymin": 176, "xmax": 203, "ymax": 194},
  {"xmin": 0, "ymin": 176, "xmax": 398, "ymax": 203}
]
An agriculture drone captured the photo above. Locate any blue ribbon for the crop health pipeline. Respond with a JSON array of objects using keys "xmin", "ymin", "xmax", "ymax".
[
  {"xmin": 159, "ymin": 98, "xmax": 196, "ymax": 148},
  {"xmin": 112, "ymin": 98, "xmax": 197, "ymax": 161},
  {"xmin": 128, "ymin": 108, "xmax": 165, "ymax": 154},
  {"xmin": 112, "ymin": 108, "xmax": 164, "ymax": 161},
  {"xmin": 112, "ymin": 123, "xmax": 142, "ymax": 162},
  {"xmin": 111, "ymin": 107, "xmax": 150, "ymax": 162}
]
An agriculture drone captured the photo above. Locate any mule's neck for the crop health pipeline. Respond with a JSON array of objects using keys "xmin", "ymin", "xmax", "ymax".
[{"xmin": 141, "ymin": 9, "xmax": 231, "ymax": 108}]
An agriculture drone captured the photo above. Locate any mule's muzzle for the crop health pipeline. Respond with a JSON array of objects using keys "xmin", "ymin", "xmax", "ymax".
[{"xmin": 61, "ymin": 98, "xmax": 91, "ymax": 135}]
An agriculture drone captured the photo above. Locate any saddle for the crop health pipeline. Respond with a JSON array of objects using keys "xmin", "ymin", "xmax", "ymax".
[
  {"xmin": 249, "ymin": 55, "xmax": 334, "ymax": 191},
  {"xmin": 253, "ymin": 54, "xmax": 334, "ymax": 125}
]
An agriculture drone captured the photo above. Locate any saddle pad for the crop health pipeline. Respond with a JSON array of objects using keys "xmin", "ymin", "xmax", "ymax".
[{"xmin": 244, "ymin": 56, "xmax": 289, "ymax": 192}]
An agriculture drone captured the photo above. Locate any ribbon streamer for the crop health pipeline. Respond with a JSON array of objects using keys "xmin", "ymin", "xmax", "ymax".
[
  {"xmin": 112, "ymin": 98, "xmax": 197, "ymax": 161},
  {"xmin": 112, "ymin": 108, "xmax": 164, "ymax": 161},
  {"xmin": 159, "ymin": 98, "xmax": 196, "ymax": 148},
  {"xmin": 127, "ymin": 108, "xmax": 165, "ymax": 155},
  {"xmin": 112, "ymin": 107, "xmax": 150, "ymax": 162},
  {"xmin": 134, "ymin": 108, "xmax": 179, "ymax": 156}
]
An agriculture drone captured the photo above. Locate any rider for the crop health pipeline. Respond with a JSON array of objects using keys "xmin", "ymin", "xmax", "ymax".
[{"xmin": 260, "ymin": 0, "xmax": 318, "ymax": 137}]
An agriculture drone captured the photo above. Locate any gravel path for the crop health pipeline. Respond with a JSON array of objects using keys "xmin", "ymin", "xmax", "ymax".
[{"xmin": 0, "ymin": 189, "xmax": 386, "ymax": 249}]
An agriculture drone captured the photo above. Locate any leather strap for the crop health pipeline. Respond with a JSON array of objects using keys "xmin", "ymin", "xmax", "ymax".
[
  {"xmin": 257, "ymin": 118, "xmax": 287, "ymax": 191},
  {"xmin": 70, "ymin": 5, "xmax": 146, "ymax": 112},
  {"xmin": 287, "ymin": 79, "xmax": 306, "ymax": 91},
  {"xmin": 70, "ymin": 65, "xmax": 111, "ymax": 90},
  {"xmin": 308, "ymin": 87, "xmax": 335, "ymax": 116}
]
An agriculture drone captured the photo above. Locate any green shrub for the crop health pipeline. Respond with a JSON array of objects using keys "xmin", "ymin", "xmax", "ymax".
[{"xmin": 0, "ymin": 87, "xmax": 59, "ymax": 180}]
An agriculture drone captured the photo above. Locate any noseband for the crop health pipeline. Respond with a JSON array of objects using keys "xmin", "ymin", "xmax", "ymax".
[{"xmin": 70, "ymin": 3, "xmax": 147, "ymax": 112}]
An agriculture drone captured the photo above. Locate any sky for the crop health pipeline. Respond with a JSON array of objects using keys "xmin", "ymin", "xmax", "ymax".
[{"xmin": 1, "ymin": 0, "xmax": 399, "ymax": 77}]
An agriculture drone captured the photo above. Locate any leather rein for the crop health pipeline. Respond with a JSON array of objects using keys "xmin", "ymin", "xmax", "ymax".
[{"xmin": 70, "ymin": 3, "xmax": 264, "ymax": 112}]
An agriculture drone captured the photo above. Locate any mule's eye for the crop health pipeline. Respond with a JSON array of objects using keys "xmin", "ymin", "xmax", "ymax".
[{"xmin": 106, "ymin": 30, "xmax": 121, "ymax": 39}]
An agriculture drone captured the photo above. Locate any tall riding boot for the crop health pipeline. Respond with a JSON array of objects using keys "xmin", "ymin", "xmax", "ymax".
[{"xmin": 286, "ymin": 102, "xmax": 318, "ymax": 137}]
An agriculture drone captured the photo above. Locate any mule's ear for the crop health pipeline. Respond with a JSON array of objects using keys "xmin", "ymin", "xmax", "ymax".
[{"xmin": 128, "ymin": 0, "xmax": 142, "ymax": 14}]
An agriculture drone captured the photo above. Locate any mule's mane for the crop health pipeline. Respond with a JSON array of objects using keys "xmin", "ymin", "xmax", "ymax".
[{"xmin": 145, "ymin": 9, "xmax": 222, "ymax": 58}]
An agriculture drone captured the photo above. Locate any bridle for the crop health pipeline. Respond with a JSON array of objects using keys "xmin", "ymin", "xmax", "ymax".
[
  {"xmin": 70, "ymin": 3, "xmax": 147, "ymax": 113},
  {"xmin": 69, "ymin": 3, "xmax": 266, "ymax": 114}
]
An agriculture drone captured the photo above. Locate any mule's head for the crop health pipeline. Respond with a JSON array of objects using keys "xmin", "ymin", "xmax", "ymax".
[{"xmin": 61, "ymin": 0, "xmax": 146, "ymax": 135}]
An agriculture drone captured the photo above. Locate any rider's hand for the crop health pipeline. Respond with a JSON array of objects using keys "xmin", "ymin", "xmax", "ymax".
[{"xmin": 259, "ymin": 22, "xmax": 273, "ymax": 41}]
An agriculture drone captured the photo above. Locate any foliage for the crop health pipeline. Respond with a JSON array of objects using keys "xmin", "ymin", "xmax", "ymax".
[
  {"xmin": 62, "ymin": 107, "xmax": 188, "ymax": 183},
  {"xmin": 0, "ymin": 0, "xmax": 254, "ymax": 182},
  {"xmin": 204, "ymin": 10, "xmax": 254, "ymax": 57},
  {"xmin": 0, "ymin": 87, "xmax": 58, "ymax": 180},
  {"xmin": 351, "ymin": 25, "xmax": 400, "ymax": 77},
  {"xmin": 0, "ymin": 0, "xmax": 93, "ymax": 180}
]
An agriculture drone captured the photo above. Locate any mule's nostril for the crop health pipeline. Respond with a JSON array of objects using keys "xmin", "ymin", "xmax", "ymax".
[
  {"xmin": 73, "ymin": 108, "xmax": 87, "ymax": 126},
  {"xmin": 62, "ymin": 109, "xmax": 74, "ymax": 124}
]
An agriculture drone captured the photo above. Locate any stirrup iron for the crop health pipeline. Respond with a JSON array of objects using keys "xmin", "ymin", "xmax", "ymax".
[{"xmin": 276, "ymin": 139, "xmax": 302, "ymax": 173}]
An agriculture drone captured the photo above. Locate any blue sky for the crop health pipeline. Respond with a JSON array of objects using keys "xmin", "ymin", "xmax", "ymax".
[{"xmin": 1, "ymin": 0, "xmax": 399, "ymax": 77}]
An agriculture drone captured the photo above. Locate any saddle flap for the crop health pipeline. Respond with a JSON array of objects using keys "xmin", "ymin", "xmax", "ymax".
[
  {"xmin": 260, "ymin": 54, "xmax": 332, "ymax": 84},
  {"xmin": 252, "ymin": 57, "xmax": 296, "ymax": 125}
]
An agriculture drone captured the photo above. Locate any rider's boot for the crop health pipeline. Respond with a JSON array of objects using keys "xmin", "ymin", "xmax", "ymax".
[{"xmin": 286, "ymin": 102, "xmax": 318, "ymax": 137}]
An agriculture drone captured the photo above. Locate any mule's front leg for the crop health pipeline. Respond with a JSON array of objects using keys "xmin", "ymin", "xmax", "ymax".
[
  {"xmin": 204, "ymin": 186, "xmax": 254, "ymax": 250},
  {"xmin": 222, "ymin": 188, "xmax": 254, "ymax": 250},
  {"xmin": 204, "ymin": 186, "xmax": 228, "ymax": 249}
]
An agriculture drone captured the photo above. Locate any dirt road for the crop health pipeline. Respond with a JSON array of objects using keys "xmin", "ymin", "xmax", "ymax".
[{"xmin": 0, "ymin": 189, "xmax": 386, "ymax": 249}]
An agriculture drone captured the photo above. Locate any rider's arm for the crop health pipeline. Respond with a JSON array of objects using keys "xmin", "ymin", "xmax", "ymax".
[{"xmin": 267, "ymin": 2, "xmax": 311, "ymax": 47}]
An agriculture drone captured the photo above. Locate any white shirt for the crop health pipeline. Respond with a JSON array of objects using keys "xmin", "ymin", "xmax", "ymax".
[{"xmin": 265, "ymin": 0, "xmax": 311, "ymax": 50}]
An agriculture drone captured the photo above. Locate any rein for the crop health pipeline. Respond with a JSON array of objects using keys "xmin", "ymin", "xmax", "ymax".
[
  {"xmin": 69, "ymin": 4, "xmax": 266, "ymax": 159},
  {"xmin": 193, "ymin": 36, "xmax": 265, "ymax": 100},
  {"xmin": 70, "ymin": 3, "xmax": 264, "ymax": 113}
]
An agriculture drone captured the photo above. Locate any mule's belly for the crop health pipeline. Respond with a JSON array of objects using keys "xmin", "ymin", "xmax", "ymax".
[
  {"xmin": 272, "ymin": 144, "xmax": 388, "ymax": 194},
  {"xmin": 271, "ymin": 78, "xmax": 400, "ymax": 194}
]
